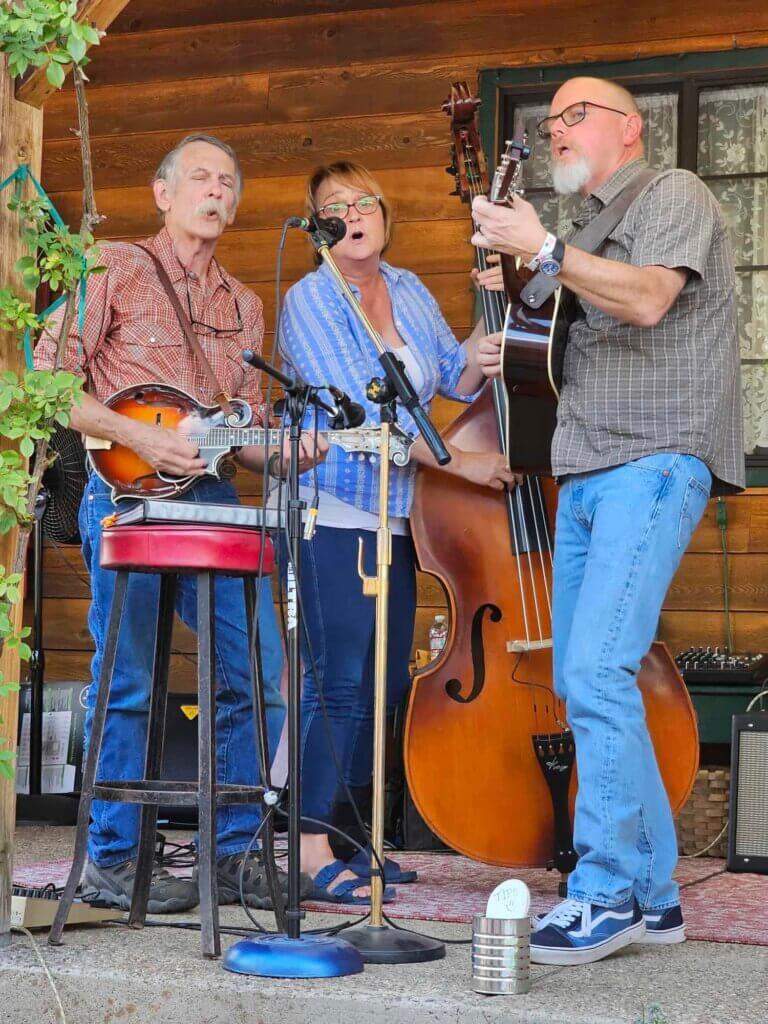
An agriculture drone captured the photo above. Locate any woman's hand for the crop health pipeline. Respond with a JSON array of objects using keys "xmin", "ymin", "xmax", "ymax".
[
  {"xmin": 471, "ymin": 252, "xmax": 504, "ymax": 292},
  {"xmin": 453, "ymin": 449, "xmax": 521, "ymax": 491},
  {"xmin": 476, "ymin": 331, "xmax": 503, "ymax": 378}
]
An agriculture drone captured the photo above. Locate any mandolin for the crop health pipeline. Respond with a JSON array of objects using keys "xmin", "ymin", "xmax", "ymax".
[{"xmin": 85, "ymin": 382, "xmax": 412, "ymax": 501}]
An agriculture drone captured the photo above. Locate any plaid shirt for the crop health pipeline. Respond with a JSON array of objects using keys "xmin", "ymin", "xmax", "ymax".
[
  {"xmin": 554, "ymin": 159, "xmax": 744, "ymax": 494},
  {"xmin": 34, "ymin": 226, "xmax": 266, "ymax": 421}
]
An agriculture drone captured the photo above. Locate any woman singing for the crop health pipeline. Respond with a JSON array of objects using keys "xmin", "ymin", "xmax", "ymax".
[{"xmin": 277, "ymin": 161, "xmax": 512, "ymax": 903}]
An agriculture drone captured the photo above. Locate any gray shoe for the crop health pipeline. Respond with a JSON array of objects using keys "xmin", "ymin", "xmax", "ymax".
[
  {"xmin": 205, "ymin": 851, "xmax": 313, "ymax": 909},
  {"xmin": 83, "ymin": 858, "xmax": 199, "ymax": 914}
]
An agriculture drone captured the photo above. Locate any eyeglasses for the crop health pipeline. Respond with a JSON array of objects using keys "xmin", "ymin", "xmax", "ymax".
[
  {"xmin": 316, "ymin": 194, "xmax": 382, "ymax": 220},
  {"xmin": 185, "ymin": 281, "xmax": 244, "ymax": 337},
  {"xmin": 536, "ymin": 101, "xmax": 630, "ymax": 140}
]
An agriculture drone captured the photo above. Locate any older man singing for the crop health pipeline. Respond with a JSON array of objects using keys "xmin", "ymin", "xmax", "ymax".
[{"xmin": 35, "ymin": 134, "xmax": 324, "ymax": 913}]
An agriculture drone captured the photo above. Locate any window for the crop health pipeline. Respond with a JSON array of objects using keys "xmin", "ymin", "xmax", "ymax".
[{"xmin": 483, "ymin": 51, "xmax": 768, "ymax": 471}]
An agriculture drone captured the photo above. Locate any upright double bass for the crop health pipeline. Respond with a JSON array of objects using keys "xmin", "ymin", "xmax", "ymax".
[{"xmin": 404, "ymin": 83, "xmax": 699, "ymax": 871}]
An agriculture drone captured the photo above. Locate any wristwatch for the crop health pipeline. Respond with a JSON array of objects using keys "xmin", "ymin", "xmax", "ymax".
[{"xmin": 538, "ymin": 237, "xmax": 565, "ymax": 277}]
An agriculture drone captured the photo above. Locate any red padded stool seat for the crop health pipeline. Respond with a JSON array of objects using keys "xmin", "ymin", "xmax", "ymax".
[{"xmin": 100, "ymin": 524, "xmax": 275, "ymax": 575}]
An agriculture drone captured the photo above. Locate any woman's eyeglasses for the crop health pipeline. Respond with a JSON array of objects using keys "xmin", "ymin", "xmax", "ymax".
[
  {"xmin": 316, "ymin": 194, "xmax": 382, "ymax": 220},
  {"xmin": 536, "ymin": 101, "xmax": 630, "ymax": 140}
]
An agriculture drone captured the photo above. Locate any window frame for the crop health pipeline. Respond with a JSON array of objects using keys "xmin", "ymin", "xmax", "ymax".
[{"xmin": 478, "ymin": 49, "xmax": 768, "ymax": 483}]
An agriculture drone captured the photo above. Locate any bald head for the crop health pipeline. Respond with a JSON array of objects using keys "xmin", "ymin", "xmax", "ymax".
[
  {"xmin": 547, "ymin": 77, "xmax": 644, "ymax": 197},
  {"xmin": 551, "ymin": 77, "xmax": 640, "ymax": 118}
]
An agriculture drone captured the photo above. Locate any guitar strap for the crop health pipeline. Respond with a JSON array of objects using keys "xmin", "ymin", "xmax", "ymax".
[
  {"xmin": 134, "ymin": 243, "xmax": 235, "ymax": 418},
  {"xmin": 520, "ymin": 167, "xmax": 661, "ymax": 310}
]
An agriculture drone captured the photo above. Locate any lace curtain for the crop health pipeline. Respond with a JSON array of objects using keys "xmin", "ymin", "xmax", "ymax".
[
  {"xmin": 699, "ymin": 85, "xmax": 768, "ymax": 454},
  {"xmin": 511, "ymin": 86, "xmax": 768, "ymax": 455}
]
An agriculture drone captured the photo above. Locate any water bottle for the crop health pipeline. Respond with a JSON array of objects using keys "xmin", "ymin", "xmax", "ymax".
[{"xmin": 428, "ymin": 614, "xmax": 448, "ymax": 661}]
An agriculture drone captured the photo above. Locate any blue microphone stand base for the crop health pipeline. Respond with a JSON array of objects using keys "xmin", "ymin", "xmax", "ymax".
[{"xmin": 223, "ymin": 934, "xmax": 364, "ymax": 979}]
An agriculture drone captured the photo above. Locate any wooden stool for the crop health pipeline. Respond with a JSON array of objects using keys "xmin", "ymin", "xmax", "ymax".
[{"xmin": 48, "ymin": 524, "xmax": 276, "ymax": 958}]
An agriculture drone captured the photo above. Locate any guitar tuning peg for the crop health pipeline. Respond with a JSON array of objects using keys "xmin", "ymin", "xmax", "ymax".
[{"xmin": 445, "ymin": 164, "xmax": 458, "ymax": 176}]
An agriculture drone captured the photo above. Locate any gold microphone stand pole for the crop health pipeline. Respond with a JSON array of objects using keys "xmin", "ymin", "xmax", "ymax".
[{"xmin": 313, "ymin": 239, "xmax": 446, "ymax": 963}]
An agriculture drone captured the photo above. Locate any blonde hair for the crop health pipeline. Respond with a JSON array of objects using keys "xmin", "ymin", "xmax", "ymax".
[{"xmin": 305, "ymin": 161, "xmax": 393, "ymax": 262}]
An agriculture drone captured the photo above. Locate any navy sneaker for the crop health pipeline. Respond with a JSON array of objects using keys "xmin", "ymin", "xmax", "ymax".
[
  {"xmin": 637, "ymin": 904, "xmax": 685, "ymax": 944},
  {"xmin": 530, "ymin": 896, "xmax": 645, "ymax": 965}
]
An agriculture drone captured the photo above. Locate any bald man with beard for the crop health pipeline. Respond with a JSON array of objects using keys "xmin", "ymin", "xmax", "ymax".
[{"xmin": 471, "ymin": 77, "xmax": 743, "ymax": 965}]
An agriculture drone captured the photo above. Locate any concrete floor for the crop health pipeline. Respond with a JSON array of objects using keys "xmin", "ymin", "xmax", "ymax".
[{"xmin": 3, "ymin": 825, "xmax": 767, "ymax": 1024}]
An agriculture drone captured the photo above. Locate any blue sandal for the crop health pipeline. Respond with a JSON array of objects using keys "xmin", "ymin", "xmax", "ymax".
[
  {"xmin": 310, "ymin": 859, "xmax": 396, "ymax": 905},
  {"xmin": 346, "ymin": 850, "xmax": 418, "ymax": 884}
]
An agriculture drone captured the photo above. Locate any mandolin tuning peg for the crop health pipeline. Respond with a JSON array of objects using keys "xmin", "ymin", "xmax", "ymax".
[{"xmin": 445, "ymin": 164, "xmax": 458, "ymax": 176}]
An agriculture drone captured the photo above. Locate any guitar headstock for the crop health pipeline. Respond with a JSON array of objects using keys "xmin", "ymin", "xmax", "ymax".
[
  {"xmin": 441, "ymin": 81, "xmax": 490, "ymax": 205},
  {"xmin": 489, "ymin": 135, "xmax": 532, "ymax": 207}
]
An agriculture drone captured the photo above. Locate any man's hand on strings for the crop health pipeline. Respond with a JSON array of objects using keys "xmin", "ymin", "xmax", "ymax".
[
  {"xmin": 476, "ymin": 331, "xmax": 503, "ymax": 378},
  {"xmin": 471, "ymin": 252, "xmax": 505, "ymax": 292},
  {"xmin": 281, "ymin": 431, "xmax": 329, "ymax": 475},
  {"xmin": 471, "ymin": 194, "xmax": 547, "ymax": 263}
]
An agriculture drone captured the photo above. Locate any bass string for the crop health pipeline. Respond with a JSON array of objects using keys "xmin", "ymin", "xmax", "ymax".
[
  {"xmin": 464, "ymin": 138, "xmax": 563, "ymax": 734},
  {"xmin": 464, "ymin": 141, "xmax": 551, "ymax": 653},
  {"xmin": 464, "ymin": 145, "xmax": 535, "ymax": 649}
]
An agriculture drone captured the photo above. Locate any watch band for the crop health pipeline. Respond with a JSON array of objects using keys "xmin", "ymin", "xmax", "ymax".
[{"xmin": 526, "ymin": 232, "xmax": 557, "ymax": 272}]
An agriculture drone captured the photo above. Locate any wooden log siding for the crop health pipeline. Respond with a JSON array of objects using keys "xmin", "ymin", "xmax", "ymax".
[{"xmin": 31, "ymin": 0, "xmax": 768, "ymax": 701}]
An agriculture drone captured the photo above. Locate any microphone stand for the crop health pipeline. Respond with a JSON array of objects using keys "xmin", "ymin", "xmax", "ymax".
[
  {"xmin": 308, "ymin": 230, "xmax": 447, "ymax": 964},
  {"xmin": 223, "ymin": 354, "xmax": 364, "ymax": 980}
]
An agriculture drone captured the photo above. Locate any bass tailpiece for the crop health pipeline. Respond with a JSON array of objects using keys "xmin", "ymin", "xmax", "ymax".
[{"xmin": 533, "ymin": 730, "xmax": 578, "ymax": 892}]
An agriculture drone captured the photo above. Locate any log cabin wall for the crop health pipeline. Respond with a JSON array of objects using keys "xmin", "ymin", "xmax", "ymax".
[{"xmin": 30, "ymin": 0, "xmax": 768, "ymax": 692}]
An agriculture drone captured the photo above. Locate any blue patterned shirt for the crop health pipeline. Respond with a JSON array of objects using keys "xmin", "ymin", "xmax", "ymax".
[{"xmin": 279, "ymin": 260, "xmax": 476, "ymax": 517}]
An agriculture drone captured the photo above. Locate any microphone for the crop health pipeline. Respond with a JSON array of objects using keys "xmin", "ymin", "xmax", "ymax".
[
  {"xmin": 327, "ymin": 385, "xmax": 366, "ymax": 430},
  {"xmin": 286, "ymin": 214, "xmax": 347, "ymax": 245}
]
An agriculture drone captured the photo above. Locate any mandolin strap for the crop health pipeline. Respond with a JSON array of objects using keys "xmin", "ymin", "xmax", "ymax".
[{"xmin": 134, "ymin": 243, "xmax": 235, "ymax": 418}]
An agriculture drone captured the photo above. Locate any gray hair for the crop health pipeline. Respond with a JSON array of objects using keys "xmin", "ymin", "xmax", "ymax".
[{"xmin": 152, "ymin": 133, "xmax": 243, "ymax": 202}]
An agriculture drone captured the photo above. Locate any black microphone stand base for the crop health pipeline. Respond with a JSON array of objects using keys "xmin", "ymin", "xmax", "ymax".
[
  {"xmin": 223, "ymin": 934, "xmax": 364, "ymax": 979},
  {"xmin": 341, "ymin": 922, "xmax": 446, "ymax": 964}
]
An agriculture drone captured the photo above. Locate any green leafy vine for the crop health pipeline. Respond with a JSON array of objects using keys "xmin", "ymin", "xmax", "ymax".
[{"xmin": 0, "ymin": 0, "xmax": 102, "ymax": 780}]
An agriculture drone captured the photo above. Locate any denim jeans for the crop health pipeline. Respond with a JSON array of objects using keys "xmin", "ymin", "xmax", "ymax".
[
  {"xmin": 80, "ymin": 473, "xmax": 285, "ymax": 866},
  {"xmin": 553, "ymin": 453, "xmax": 711, "ymax": 911},
  {"xmin": 292, "ymin": 526, "xmax": 417, "ymax": 833}
]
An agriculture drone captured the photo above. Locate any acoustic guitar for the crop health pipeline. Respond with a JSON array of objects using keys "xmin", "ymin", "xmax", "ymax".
[{"xmin": 85, "ymin": 382, "xmax": 412, "ymax": 501}]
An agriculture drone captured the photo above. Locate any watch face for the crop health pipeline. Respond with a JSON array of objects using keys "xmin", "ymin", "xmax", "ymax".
[{"xmin": 539, "ymin": 258, "xmax": 561, "ymax": 276}]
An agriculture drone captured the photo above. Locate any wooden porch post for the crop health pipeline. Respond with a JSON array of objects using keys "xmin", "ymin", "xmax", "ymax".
[{"xmin": 0, "ymin": 53, "xmax": 43, "ymax": 946}]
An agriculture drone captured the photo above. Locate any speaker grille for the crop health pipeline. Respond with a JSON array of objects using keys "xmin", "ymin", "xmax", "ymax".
[{"xmin": 734, "ymin": 730, "xmax": 768, "ymax": 858}]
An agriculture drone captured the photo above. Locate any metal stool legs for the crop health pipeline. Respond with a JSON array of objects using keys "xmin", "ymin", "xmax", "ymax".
[
  {"xmin": 49, "ymin": 571, "xmax": 130, "ymax": 946},
  {"xmin": 197, "ymin": 570, "xmax": 220, "ymax": 958},
  {"xmin": 129, "ymin": 574, "xmax": 177, "ymax": 929}
]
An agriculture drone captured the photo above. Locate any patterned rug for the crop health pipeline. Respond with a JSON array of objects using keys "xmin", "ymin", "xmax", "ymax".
[{"xmin": 14, "ymin": 853, "xmax": 767, "ymax": 946}]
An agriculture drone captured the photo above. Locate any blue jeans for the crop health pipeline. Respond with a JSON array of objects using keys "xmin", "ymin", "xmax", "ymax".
[
  {"xmin": 80, "ymin": 473, "xmax": 285, "ymax": 866},
  {"xmin": 553, "ymin": 453, "xmax": 711, "ymax": 911},
  {"xmin": 293, "ymin": 526, "xmax": 417, "ymax": 833}
]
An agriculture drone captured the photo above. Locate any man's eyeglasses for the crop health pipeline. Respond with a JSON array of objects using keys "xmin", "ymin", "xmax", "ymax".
[
  {"xmin": 536, "ymin": 101, "xmax": 630, "ymax": 140},
  {"xmin": 316, "ymin": 194, "xmax": 382, "ymax": 220},
  {"xmin": 185, "ymin": 284, "xmax": 244, "ymax": 337}
]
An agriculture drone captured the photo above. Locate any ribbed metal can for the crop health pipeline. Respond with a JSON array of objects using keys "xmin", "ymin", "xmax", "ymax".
[{"xmin": 472, "ymin": 914, "xmax": 531, "ymax": 995}]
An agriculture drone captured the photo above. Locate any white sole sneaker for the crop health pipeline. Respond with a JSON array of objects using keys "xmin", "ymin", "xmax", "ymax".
[
  {"xmin": 531, "ymin": 919, "xmax": 646, "ymax": 965},
  {"xmin": 636, "ymin": 924, "xmax": 686, "ymax": 945}
]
